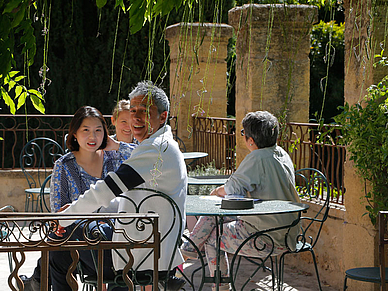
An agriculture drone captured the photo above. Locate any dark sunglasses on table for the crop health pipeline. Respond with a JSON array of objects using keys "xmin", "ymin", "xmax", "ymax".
[{"xmin": 241, "ymin": 129, "xmax": 245, "ymax": 136}]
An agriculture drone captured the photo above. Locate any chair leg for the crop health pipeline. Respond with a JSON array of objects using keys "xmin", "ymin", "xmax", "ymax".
[
  {"xmin": 278, "ymin": 253, "xmax": 286, "ymax": 291},
  {"xmin": 310, "ymin": 249, "xmax": 323, "ymax": 291},
  {"xmin": 269, "ymin": 256, "xmax": 277, "ymax": 291},
  {"xmin": 343, "ymin": 276, "xmax": 348, "ymax": 291}
]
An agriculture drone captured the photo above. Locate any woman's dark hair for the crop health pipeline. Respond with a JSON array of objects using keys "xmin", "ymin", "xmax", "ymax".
[
  {"xmin": 66, "ymin": 106, "xmax": 108, "ymax": 151},
  {"xmin": 242, "ymin": 111, "xmax": 279, "ymax": 148}
]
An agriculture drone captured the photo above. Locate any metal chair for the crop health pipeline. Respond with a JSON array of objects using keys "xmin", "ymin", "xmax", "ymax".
[
  {"xmin": 227, "ymin": 168, "xmax": 329, "ymax": 291},
  {"xmin": 343, "ymin": 211, "xmax": 388, "ymax": 290},
  {"xmin": 0, "ymin": 205, "xmax": 16, "ymax": 273},
  {"xmin": 38, "ymin": 174, "xmax": 52, "ymax": 212},
  {"xmin": 276, "ymin": 168, "xmax": 330, "ymax": 291},
  {"xmin": 80, "ymin": 188, "xmax": 185, "ymax": 291},
  {"xmin": 173, "ymin": 134, "xmax": 187, "ymax": 152},
  {"xmin": 19, "ymin": 137, "xmax": 64, "ymax": 212}
]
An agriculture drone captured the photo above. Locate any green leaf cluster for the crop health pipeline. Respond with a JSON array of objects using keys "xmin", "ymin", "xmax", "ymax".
[
  {"xmin": 1, "ymin": 70, "xmax": 44, "ymax": 114},
  {"xmin": 1, "ymin": 0, "xmax": 38, "ymax": 113},
  {"xmin": 334, "ymin": 76, "xmax": 388, "ymax": 224},
  {"xmin": 96, "ymin": 0, "xmax": 195, "ymax": 34}
]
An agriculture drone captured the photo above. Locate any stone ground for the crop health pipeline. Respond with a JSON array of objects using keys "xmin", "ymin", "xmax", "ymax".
[{"xmin": 0, "ymin": 250, "xmax": 340, "ymax": 290}]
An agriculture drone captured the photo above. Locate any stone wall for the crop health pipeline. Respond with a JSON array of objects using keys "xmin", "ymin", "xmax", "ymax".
[
  {"xmin": 285, "ymin": 203, "xmax": 346, "ymax": 290},
  {"xmin": 0, "ymin": 170, "xmax": 36, "ymax": 211},
  {"xmin": 342, "ymin": 0, "xmax": 388, "ymax": 290}
]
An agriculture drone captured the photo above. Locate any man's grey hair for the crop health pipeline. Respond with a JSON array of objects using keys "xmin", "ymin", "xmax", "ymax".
[
  {"xmin": 128, "ymin": 80, "xmax": 170, "ymax": 114},
  {"xmin": 242, "ymin": 111, "xmax": 279, "ymax": 148}
]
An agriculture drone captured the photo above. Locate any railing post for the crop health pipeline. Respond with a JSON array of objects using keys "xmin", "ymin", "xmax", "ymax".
[
  {"xmin": 41, "ymin": 250, "xmax": 49, "ymax": 291},
  {"xmin": 228, "ymin": 4, "xmax": 318, "ymax": 166}
]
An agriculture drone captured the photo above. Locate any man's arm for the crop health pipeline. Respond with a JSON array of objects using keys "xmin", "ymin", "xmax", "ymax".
[{"xmin": 60, "ymin": 163, "xmax": 145, "ymax": 226}]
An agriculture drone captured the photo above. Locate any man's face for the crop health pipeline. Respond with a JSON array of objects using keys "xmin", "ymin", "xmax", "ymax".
[{"xmin": 129, "ymin": 94, "xmax": 167, "ymax": 142}]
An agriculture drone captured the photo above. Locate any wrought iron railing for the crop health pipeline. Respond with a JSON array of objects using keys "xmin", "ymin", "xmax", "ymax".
[
  {"xmin": 192, "ymin": 116, "xmax": 236, "ymax": 172},
  {"xmin": 0, "ymin": 212, "xmax": 160, "ymax": 291},
  {"xmin": 0, "ymin": 114, "xmax": 345, "ymax": 204},
  {"xmin": 0, "ymin": 114, "xmax": 178, "ymax": 170},
  {"xmin": 192, "ymin": 117, "xmax": 345, "ymax": 205}
]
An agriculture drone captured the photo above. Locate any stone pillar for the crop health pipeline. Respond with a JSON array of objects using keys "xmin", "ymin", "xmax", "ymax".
[
  {"xmin": 165, "ymin": 23, "xmax": 233, "ymax": 152},
  {"xmin": 228, "ymin": 4, "xmax": 318, "ymax": 164},
  {"xmin": 343, "ymin": 0, "xmax": 388, "ymax": 290}
]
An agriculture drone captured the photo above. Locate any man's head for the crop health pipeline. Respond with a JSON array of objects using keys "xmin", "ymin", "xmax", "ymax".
[
  {"xmin": 128, "ymin": 81, "xmax": 169, "ymax": 142},
  {"xmin": 242, "ymin": 111, "xmax": 279, "ymax": 149}
]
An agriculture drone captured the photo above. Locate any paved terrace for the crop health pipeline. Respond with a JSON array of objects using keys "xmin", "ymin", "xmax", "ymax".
[{"xmin": 0, "ymin": 232, "xmax": 339, "ymax": 291}]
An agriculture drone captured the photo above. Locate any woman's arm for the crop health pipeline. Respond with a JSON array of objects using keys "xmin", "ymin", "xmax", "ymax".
[{"xmin": 50, "ymin": 161, "xmax": 70, "ymax": 212}]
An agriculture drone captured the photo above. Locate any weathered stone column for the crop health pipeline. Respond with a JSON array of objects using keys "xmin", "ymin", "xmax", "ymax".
[
  {"xmin": 342, "ymin": 0, "xmax": 388, "ymax": 290},
  {"xmin": 229, "ymin": 4, "xmax": 318, "ymax": 164},
  {"xmin": 166, "ymin": 23, "xmax": 233, "ymax": 151}
]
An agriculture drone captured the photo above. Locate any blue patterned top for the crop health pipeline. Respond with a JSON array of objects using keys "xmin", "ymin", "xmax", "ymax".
[{"xmin": 50, "ymin": 142, "xmax": 136, "ymax": 212}]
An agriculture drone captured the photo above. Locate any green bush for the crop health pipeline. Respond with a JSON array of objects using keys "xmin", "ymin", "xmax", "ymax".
[
  {"xmin": 188, "ymin": 161, "xmax": 225, "ymax": 195},
  {"xmin": 334, "ymin": 76, "xmax": 388, "ymax": 224}
]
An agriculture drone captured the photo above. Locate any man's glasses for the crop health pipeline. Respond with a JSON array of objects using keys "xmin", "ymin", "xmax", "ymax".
[{"xmin": 240, "ymin": 129, "xmax": 245, "ymax": 136}]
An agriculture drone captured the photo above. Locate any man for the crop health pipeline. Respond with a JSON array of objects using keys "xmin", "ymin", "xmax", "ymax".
[{"xmin": 50, "ymin": 81, "xmax": 187, "ymax": 291}]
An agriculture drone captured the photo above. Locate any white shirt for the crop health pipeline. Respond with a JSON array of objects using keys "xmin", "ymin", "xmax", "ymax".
[
  {"xmin": 61, "ymin": 125, "xmax": 187, "ymax": 271},
  {"xmin": 224, "ymin": 145, "xmax": 300, "ymax": 248}
]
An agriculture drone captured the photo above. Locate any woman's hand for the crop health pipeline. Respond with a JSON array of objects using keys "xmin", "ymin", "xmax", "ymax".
[
  {"xmin": 210, "ymin": 186, "xmax": 226, "ymax": 197},
  {"xmin": 104, "ymin": 135, "xmax": 120, "ymax": 151},
  {"xmin": 54, "ymin": 225, "xmax": 66, "ymax": 237},
  {"xmin": 54, "ymin": 203, "xmax": 71, "ymax": 237}
]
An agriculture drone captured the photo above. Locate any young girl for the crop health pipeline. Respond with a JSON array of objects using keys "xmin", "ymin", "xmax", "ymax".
[
  {"xmin": 21, "ymin": 106, "xmax": 136, "ymax": 291},
  {"xmin": 50, "ymin": 105, "xmax": 136, "ymax": 212}
]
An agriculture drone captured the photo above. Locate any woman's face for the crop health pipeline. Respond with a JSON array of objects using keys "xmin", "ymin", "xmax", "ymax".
[
  {"xmin": 112, "ymin": 110, "xmax": 132, "ymax": 143},
  {"xmin": 74, "ymin": 117, "xmax": 104, "ymax": 152}
]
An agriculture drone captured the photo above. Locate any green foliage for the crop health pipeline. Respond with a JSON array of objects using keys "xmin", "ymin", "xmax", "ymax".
[
  {"xmin": 95, "ymin": 0, "xmax": 192, "ymax": 34},
  {"xmin": 334, "ymin": 76, "xmax": 388, "ymax": 225},
  {"xmin": 188, "ymin": 161, "xmax": 225, "ymax": 195},
  {"xmin": 0, "ymin": 0, "xmax": 39, "ymax": 113},
  {"xmin": 1, "ymin": 0, "xmax": 235, "ymax": 115},
  {"xmin": 310, "ymin": 20, "xmax": 344, "ymax": 123},
  {"xmin": 1, "ymin": 70, "xmax": 44, "ymax": 114}
]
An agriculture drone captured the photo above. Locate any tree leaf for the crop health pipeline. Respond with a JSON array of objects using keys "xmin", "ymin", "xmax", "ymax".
[
  {"xmin": 8, "ymin": 79, "xmax": 16, "ymax": 91},
  {"xmin": 17, "ymin": 91, "xmax": 27, "ymax": 109},
  {"xmin": 14, "ymin": 75, "xmax": 25, "ymax": 82},
  {"xmin": 3, "ymin": 0, "xmax": 22, "ymax": 14},
  {"xmin": 11, "ymin": 5, "xmax": 26, "ymax": 28},
  {"xmin": 114, "ymin": 0, "xmax": 125, "ymax": 11},
  {"xmin": 15, "ymin": 85, "xmax": 23, "ymax": 98},
  {"xmin": 9, "ymin": 71, "xmax": 19, "ymax": 77},
  {"xmin": 28, "ymin": 88, "xmax": 43, "ymax": 98},
  {"xmin": 30, "ymin": 94, "xmax": 45, "ymax": 114},
  {"xmin": 128, "ymin": 0, "xmax": 146, "ymax": 34},
  {"xmin": 1, "ymin": 86, "xmax": 16, "ymax": 114},
  {"xmin": 96, "ymin": 0, "xmax": 108, "ymax": 9}
]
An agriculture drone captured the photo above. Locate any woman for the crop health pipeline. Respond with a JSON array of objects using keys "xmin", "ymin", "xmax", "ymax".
[
  {"xmin": 50, "ymin": 105, "xmax": 136, "ymax": 212},
  {"xmin": 110, "ymin": 100, "xmax": 134, "ymax": 144},
  {"xmin": 181, "ymin": 111, "xmax": 300, "ymax": 291},
  {"xmin": 21, "ymin": 106, "xmax": 136, "ymax": 291}
]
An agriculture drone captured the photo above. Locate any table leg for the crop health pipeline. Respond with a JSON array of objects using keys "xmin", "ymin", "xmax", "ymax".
[{"xmin": 215, "ymin": 217, "xmax": 221, "ymax": 291}]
